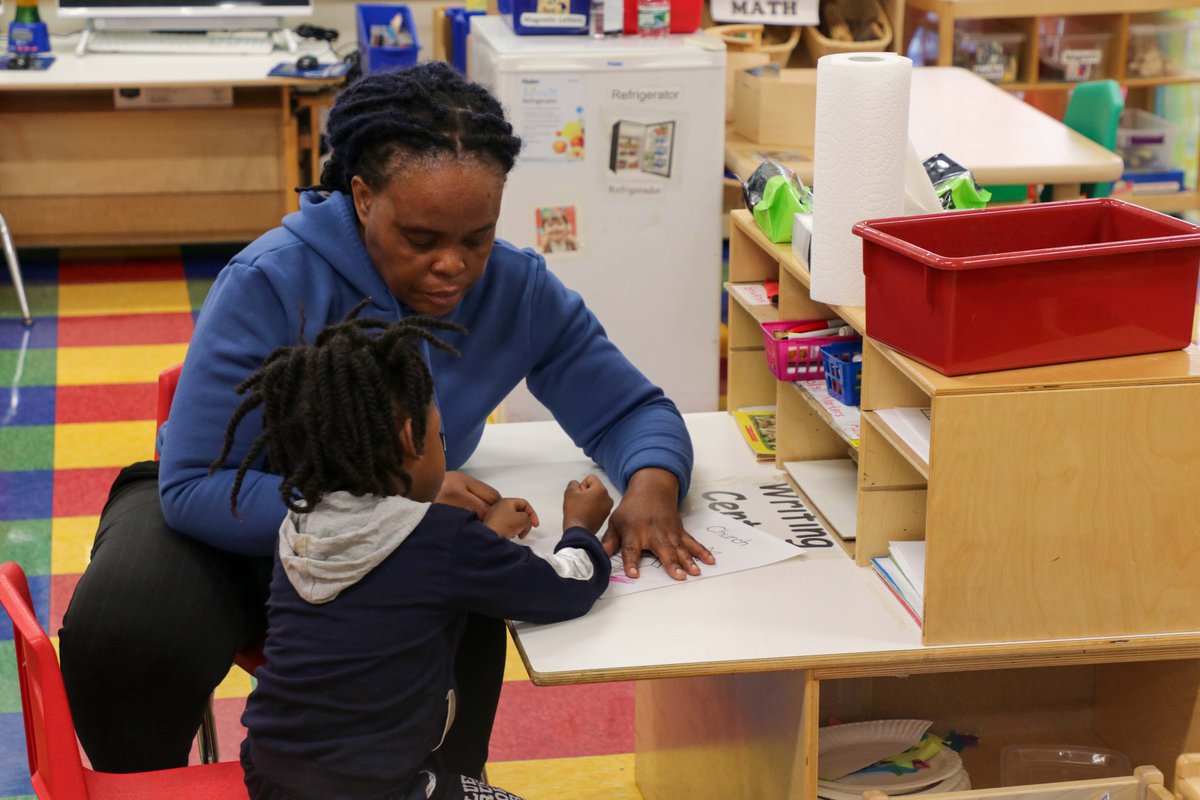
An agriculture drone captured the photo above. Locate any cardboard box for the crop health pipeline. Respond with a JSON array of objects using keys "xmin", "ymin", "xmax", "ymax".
[{"xmin": 733, "ymin": 66, "xmax": 817, "ymax": 147}]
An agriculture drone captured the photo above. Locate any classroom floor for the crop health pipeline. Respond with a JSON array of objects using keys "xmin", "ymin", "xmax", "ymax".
[{"xmin": 0, "ymin": 248, "xmax": 643, "ymax": 800}]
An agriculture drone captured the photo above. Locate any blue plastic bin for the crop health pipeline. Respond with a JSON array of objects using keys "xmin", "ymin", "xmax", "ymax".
[
  {"xmin": 446, "ymin": 7, "xmax": 485, "ymax": 73},
  {"xmin": 357, "ymin": 4, "xmax": 419, "ymax": 74},
  {"xmin": 508, "ymin": 0, "xmax": 589, "ymax": 35},
  {"xmin": 820, "ymin": 340, "xmax": 864, "ymax": 406}
]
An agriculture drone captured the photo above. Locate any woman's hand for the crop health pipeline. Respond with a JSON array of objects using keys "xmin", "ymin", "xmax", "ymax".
[
  {"xmin": 483, "ymin": 498, "xmax": 539, "ymax": 539},
  {"xmin": 562, "ymin": 474, "xmax": 613, "ymax": 533},
  {"xmin": 600, "ymin": 468, "xmax": 715, "ymax": 581},
  {"xmin": 437, "ymin": 471, "xmax": 503, "ymax": 518}
]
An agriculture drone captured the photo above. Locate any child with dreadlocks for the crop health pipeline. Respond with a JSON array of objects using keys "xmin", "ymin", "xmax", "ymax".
[{"xmin": 215, "ymin": 307, "xmax": 613, "ymax": 800}]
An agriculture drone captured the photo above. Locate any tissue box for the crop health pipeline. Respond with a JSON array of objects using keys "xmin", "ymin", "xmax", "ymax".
[{"xmin": 733, "ymin": 66, "xmax": 817, "ymax": 147}]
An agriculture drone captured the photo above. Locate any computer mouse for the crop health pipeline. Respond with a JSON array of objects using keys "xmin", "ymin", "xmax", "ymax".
[
  {"xmin": 295, "ymin": 54, "xmax": 319, "ymax": 72},
  {"xmin": 7, "ymin": 53, "xmax": 33, "ymax": 70}
]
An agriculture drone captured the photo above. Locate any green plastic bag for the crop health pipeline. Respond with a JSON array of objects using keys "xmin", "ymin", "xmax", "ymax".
[{"xmin": 753, "ymin": 174, "xmax": 811, "ymax": 243}]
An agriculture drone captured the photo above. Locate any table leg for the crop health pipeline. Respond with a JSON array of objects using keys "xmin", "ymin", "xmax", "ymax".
[
  {"xmin": 635, "ymin": 670, "xmax": 816, "ymax": 799},
  {"xmin": 1049, "ymin": 182, "xmax": 1082, "ymax": 202}
]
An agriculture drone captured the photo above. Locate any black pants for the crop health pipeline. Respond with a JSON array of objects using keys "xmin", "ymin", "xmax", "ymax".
[
  {"xmin": 243, "ymin": 745, "xmax": 525, "ymax": 800},
  {"xmin": 59, "ymin": 462, "xmax": 507, "ymax": 777}
]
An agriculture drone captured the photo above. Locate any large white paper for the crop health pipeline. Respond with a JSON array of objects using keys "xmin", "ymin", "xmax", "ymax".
[
  {"xmin": 889, "ymin": 540, "xmax": 926, "ymax": 597},
  {"xmin": 874, "ymin": 407, "xmax": 931, "ymax": 465},
  {"xmin": 602, "ymin": 508, "xmax": 803, "ymax": 598}
]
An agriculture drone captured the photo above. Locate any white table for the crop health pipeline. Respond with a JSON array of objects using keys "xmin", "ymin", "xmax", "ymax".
[
  {"xmin": 466, "ymin": 413, "xmax": 1200, "ymax": 799},
  {"xmin": 473, "ymin": 412, "xmax": 1200, "ymax": 684},
  {"xmin": 0, "ymin": 47, "xmax": 340, "ymax": 247},
  {"xmin": 725, "ymin": 66, "xmax": 1124, "ymax": 200}
]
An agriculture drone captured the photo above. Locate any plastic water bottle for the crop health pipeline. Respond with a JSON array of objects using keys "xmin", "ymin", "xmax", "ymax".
[{"xmin": 637, "ymin": 0, "xmax": 669, "ymax": 37}]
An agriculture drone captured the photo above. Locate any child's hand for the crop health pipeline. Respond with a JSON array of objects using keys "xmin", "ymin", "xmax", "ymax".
[
  {"xmin": 562, "ymin": 475, "xmax": 613, "ymax": 534},
  {"xmin": 483, "ymin": 498, "xmax": 539, "ymax": 539}
]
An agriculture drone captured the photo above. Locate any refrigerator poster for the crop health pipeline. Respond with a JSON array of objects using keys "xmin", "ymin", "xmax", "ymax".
[
  {"xmin": 515, "ymin": 75, "xmax": 586, "ymax": 163},
  {"xmin": 608, "ymin": 120, "xmax": 676, "ymax": 178},
  {"xmin": 533, "ymin": 205, "xmax": 581, "ymax": 255}
]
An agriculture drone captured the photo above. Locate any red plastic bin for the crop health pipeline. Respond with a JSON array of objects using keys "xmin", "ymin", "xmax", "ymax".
[
  {"xmin": 852, "ymin": 198, "xmax": 1200, "ymax": 376},
  {"xmin": 622, "ymin": 0, "xmax": 702, "ymax": 34},
  {"xmin": 761, "ymin": 320, "xmax": 859, "ymax": 381}
]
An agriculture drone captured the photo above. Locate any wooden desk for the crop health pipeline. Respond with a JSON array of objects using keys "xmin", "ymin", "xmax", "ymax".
[
  {"xmin": 478, "ymin": 413, "xmax": 1200, "ymax": 799},
  {"xmin": 0, "ymin": 49, "xmax": 341, "ymax": 247},
  {"xmin": 725, "ymin": 66, "xmax": 1124, "ymax": 200}
]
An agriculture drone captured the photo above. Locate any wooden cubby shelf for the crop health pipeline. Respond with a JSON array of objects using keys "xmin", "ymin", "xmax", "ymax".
[{"xmin": 725, "ymin": 208, "xmax": 1200, "ymax": 647}]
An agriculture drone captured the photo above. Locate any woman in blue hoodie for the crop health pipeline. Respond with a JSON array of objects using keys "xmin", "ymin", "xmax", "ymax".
[{"xmin": 59, "ymin": 61, "xmax": 713, "ymax": 777}]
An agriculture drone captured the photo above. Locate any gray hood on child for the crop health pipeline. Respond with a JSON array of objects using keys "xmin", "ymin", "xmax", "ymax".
[{"xmin": 279, "ymin": 491, "xmax": 431, "ymax": 604}]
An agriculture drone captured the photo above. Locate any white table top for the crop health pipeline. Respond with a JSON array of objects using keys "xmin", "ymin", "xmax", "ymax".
[
  {"xmin": 475, "ymin": 413, "xmax": 1200, "ymax": 685},
  {"xmin": 0, "ymin": 44, "xmax": 337, "ymax": 90},
  {"xmin": 726, "ymin": 66, "xmax": 1124, "ymax": 187},
  {"xmin": 907, "ymin": 67, "xmax": 1124, "ymax": 185}
]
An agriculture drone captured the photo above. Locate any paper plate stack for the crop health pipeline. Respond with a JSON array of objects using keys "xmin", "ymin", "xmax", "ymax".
[{"xmin": 817, "ymin": 720, "xmax": 971, "ymax": 800}]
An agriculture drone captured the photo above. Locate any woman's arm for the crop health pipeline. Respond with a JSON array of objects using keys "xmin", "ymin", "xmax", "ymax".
[
  {"xmin": 158, "ymin": 262, "xmax": 297, "ymax": 556},
  {"xmin": 523, "ymin": 259, "xmax": 713, "ymax": 579}
]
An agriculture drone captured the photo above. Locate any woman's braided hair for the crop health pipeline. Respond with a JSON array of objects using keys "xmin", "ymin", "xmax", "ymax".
[
  {"xmin": 211, "ymin": 301, "xmax": 466, "ymax": 516},
  {"xmin": 316, "ymin": 60, "xmax": 523, "ymax": 194}
]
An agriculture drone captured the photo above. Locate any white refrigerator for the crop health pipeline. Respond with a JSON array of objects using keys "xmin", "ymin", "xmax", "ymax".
[{"xmin": 469, "ymin": 17, "xmax": 726, "ymax": 421}]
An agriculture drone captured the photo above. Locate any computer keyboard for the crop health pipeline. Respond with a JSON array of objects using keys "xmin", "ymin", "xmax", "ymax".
[{"xmin": 84, "ymin": 30, "xmax": 277, "ymax": 55}]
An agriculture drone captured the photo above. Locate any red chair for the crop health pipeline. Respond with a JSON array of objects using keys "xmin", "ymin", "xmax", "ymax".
[
  {"xmin": 0, "ymin": 561, "xmax": 249, "ymax": 799},
  {"xmin": 156, "ymin": 363, "xmax": 267, "ymax": 764}
]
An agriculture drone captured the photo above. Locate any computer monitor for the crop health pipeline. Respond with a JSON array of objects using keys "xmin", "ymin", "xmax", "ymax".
[{"xmin": 58, "ymin": 0, "xmax": 311, "ymax": 31}]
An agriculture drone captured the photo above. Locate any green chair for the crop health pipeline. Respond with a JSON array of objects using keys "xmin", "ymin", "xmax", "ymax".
[{"xmin": 1042, "ymin": 78, "xmax": 1125, "ymax": 200}]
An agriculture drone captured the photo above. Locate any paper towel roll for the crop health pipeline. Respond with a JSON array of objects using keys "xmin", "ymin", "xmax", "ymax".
[{"xmin": 810, "ymin": 52, "xmax": 913, "ymax": 306}]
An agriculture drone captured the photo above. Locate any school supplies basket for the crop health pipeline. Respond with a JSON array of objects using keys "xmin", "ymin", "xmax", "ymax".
[
  {"xmin": 853, "ymin": 198, "xmax": 1200, "ymax": 376},
  {"xmin": 821, "ymin": 340, "xmax": 863, "ymax": 405},
  {"xmin": 708, "ymin": 23, "xmax": 802, "ymax": 66},
  {"xmin": 761, "ymin": 319, "xmax": 858, "ymax": 381},
  {"xmin": 802, "ymin": 0, "xmax": 892, "ymax": 60},
  {"xmin": 357, "ymin": 4, "xmax": 419, "ymax": 73}
]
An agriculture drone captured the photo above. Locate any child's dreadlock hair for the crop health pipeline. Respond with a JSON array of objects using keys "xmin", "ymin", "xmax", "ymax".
[
  {"xmin": 211, "ymin": 301, "xmax": 466, "ymax": 517},
  {"xmin": 315, "ymin": 60, "xmax": 523, "ymax": 194}
]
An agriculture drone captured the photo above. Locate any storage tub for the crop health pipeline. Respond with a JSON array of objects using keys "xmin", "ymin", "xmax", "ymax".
[
  {"xmin": 821, "ymin": 340, "xmax": 863, "ymax": 405},
  {"xmin": 1039, "ymin": 22, "xmax": 1110, "ymax": 82},
  {"xmin": 852, "ymin": 199, "xmax": 1200, "ymax": 375},
  {"xmin": 1127, "ymin": 16, "xmax": 1199, "ymax": 78},
  {"xmin": 761, "ymin": 320, "xmax": 858, "ymax": 381},
  {"xmin": 357, "ymin": 4, "xmax": 419, "ymax": 73},
  {"xmin": 1000, "ymin": 746, "xmax": 1131, "ymax": 786},
  {"xmin": 954, "ymin": 29, "xmax": 1024, "ymax": 83},
  {"xmin": 1116, "ymin": 108, "xmax": 1177, "ymax": 173}
]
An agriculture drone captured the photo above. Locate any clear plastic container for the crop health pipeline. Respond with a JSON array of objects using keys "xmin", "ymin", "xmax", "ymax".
[
  {"xmin": 1000, "ymin": 746, "xmax": 1132, "ymax": 787},
  {"xmin": 1116, "ymin": 108, "xmax": 1178, "ymax": 172},
  {"xmin": 953, "ymin": 29, "xmax": 1025, "ymax": 83},
  {"xmin": 1127, "ymin": 16, "xmax": 1200, "ymax": 78},
  {"xmin": 1039, "ymin": 20, "xmax": 1111, "ymax": 82}
]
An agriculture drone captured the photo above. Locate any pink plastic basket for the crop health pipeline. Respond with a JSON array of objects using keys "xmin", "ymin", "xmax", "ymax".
[{"xmin": 761, "ymin": 320, "xmax": 859, "ymax": 381}]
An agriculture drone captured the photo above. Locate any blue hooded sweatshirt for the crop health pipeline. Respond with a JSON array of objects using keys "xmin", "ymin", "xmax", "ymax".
[{"xmin": 159, "ymin": 191, "xmax": 693, "ymax": 555}]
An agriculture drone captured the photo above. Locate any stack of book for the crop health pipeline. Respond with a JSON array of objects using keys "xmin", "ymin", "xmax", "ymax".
[
  {"xmin": 870, "ymin": 540, "xmax": 925, "ymax": 626},
  {"xmin": 733, "ymin": 405, "xmax": 777, "ymax": 461}
]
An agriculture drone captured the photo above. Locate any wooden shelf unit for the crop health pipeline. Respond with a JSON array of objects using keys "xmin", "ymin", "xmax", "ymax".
[
  {"xmin": 638, "ymin": 655, "xmax": 1200, "ymax": 799},
  {"xmin": 903, "ymin": 0, "xmax": 1200, "ymax": 213},
  {"xmin": 696, "ymin": 207, "xmax": 1200, "ymax": 800},
  {"xmin": 725, "ymin": 207, "xmax": 1200, "ymax": 647},
  {"xmin": 725, "ymin": 210, "xmax": 865, "ymax": 550},
  {"xmin": 858, "ymin": 336, "xmax": 1200, "ymax": 646}
]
